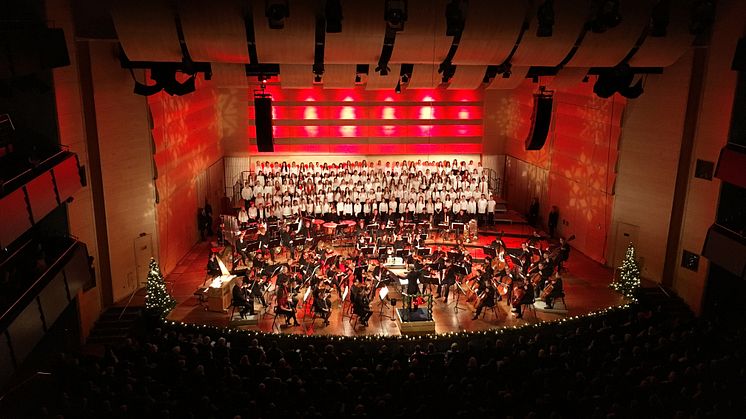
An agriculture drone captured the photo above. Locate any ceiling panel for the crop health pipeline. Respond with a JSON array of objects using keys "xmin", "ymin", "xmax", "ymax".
[
  {"xmin": 512, "ymin": 0, "xmax": 588, "ymax": 67},
  {"xmin": 485, "ymin": 66, "xmax": 529, "ymax": 89},
  {"xmin": 547, "ymin": 67, "xmax": 589, "ymax": 90},
  {"xmin": 323, "ymin": 64, "xmax": 357, "ymax": 88},
  {"xmin": 566, "ymin": 0, "xmax": 654, "ymax": 67},
  {"xmin": 447, "ymin": 65, "xmax": 487, "ymax": 89},
  {"xmin": 179, "ymin": 0, "xmax": 250, "ymax": 63},
  {"xmin": 111, "ymin": 0, "xmax": 182, "ymax": 62},
  {"xmin": 212, "ymin": 63, "xmax": 248, "ymax": 88},
  {"xmin": 365, "ymin": 64, "xmax": 401, "ymax": 90},
  {"xmin": 628, "ymin": 4, "xmax": 694, "ymax": 67},
  {"xmin": 253, "ymin": 0, "xmax": 316, "ymax": 64},
  {"xmin": 280, "ymin": 64, "xmax": 313, "ymax": 89},
  {"xmin": 325, "ymin": 1, "xmax": 386, "ymax": 64},
  {"xmin": 407, "ymin": 64, "xmax": 440, "ymax": 89},
  {"xmin": 452, "ymin": 0, "xmax": 529, "ymax": 65},
  {"xmin": 389, "ymin": 0, "xmax": 453, "ymax": 64}
]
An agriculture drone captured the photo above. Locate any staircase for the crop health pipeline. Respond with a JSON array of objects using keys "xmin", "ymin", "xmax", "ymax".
[{"xmin": 86, "ymin": 306, "xmax": 143, "ymax": 346}]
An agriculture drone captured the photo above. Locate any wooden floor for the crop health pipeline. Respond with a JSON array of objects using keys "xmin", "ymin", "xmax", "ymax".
[{"xmin": 163, "ymin": 219, "xmax": 626, "ymax": 336}]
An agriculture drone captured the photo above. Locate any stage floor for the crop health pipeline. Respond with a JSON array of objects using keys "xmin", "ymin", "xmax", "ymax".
[{"xmin": 162, "ymin": 223, "xmax": 626, "ymax": 336}]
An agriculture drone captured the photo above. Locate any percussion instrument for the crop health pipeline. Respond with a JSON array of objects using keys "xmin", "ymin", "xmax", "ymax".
[
  {"xmin": 312, "ymin": 218, "xmax": 325, "ymax": 230},
  {"xmin": 322, "ymin": 222, "xmax": 338, "ymax": 235},
  {"xmin": 341, "ymin": 219, "xmax": 356, "ymax": 233}
]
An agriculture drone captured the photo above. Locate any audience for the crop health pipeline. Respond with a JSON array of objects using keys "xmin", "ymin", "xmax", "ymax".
[{"xmin": 27, "ymin": 298, "xmax": 745, "ymax": 418}]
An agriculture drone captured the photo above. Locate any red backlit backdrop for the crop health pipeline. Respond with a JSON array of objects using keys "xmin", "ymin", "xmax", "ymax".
[
  {"xmin": 242, "ymin": 84, "xmax": 483, "ymax": 155},
  {"xmin": 499, "ymin": 80, "xmax": 625, "ymax": 263},
  {"xmin": 148, "ymin": 77, "xmax": 222, "ymax": 274}
]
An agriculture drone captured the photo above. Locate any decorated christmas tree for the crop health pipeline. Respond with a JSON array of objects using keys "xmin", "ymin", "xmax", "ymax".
[
  {"xmin": 611, "ymin": 243, "xmax": 641, "ymax": 299},
  {"xmin": 145, "ymin": 258, "xmax": 176, "ymax": 317}
]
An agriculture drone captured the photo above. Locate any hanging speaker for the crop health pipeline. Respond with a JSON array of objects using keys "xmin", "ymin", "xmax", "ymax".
[
  {"xmin": 254, "ymin": 95, "xmax": 274, "ymax": 152},
  {"xmin": 525, "ymin": 93, "xmax": 553, "ymax": 150}
]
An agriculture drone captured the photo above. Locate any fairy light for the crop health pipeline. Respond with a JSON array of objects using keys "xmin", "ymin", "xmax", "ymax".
[
  {"xmin": 144, "ymin": 258, "xmax": 176, "ymax": 317},
  {"xmin": 611, "ymin": 243, "xmax": 641, "ymax": 300}
]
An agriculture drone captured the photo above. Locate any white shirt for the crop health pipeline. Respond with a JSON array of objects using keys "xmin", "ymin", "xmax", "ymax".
[{"xmin": 477, "ymin": 198, "xmax": 488, "ymax": 214}]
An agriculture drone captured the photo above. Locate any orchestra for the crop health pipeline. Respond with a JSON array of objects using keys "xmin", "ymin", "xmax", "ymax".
[{"xmin": 208, "ymin": 159, "xmax": 573, "ymax": 331}]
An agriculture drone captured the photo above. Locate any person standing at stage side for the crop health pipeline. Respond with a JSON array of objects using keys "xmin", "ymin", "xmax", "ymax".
[
  {"xmin": 477, "ymin": 194, "xmax": 488, "ymax": 226},
  {"xmin": 548, "ymin": 205, "xmax": 560, "ymax": 238}
]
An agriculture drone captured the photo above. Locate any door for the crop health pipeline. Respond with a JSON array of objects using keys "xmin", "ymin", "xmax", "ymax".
[
  {"xmin": 613, "ymin": 222, "xmax": 640, "ymax": 271},
  {"xmin": 134, "ymin": 234, "xmax": 154, "ymax": 286}
]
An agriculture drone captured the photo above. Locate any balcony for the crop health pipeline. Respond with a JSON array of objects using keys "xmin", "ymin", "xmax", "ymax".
[
  {"xmin": 0, "ymin": 238, "xmax": 92, "ymax": 383},
  {"xmin": 0, "ymin": 151, "xmax": 84, "ymax": 248}
]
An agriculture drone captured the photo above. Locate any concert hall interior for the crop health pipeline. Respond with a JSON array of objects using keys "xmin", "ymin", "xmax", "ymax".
[{"xmin": 2, "ymin": 0, "xmax": 745, "ymax": 417}]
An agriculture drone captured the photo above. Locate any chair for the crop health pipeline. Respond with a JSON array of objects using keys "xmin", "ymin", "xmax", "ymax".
[
  {"xmin": 521, "ymin": 299, "xmax": 537, "ymax": 319},
  {"xmin": 480, "ymin": 303, "xmax": 499, "ymax": 321}
]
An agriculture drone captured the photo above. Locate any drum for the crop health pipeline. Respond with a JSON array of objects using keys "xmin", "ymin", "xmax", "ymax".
[
  {"xmin": 313, "ymin": 218, "xmax": 325, "ymax": 230},
  {"xmin": 322, "ymin": 222, "xmax": 338, "ymax": 235},
  {"xmin": 341, "ymin": 219, "xmax": 356, "ymax": 232}
]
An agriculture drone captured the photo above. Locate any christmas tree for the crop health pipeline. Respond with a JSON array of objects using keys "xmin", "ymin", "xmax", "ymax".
[
  {"xmin": 611, "ymin": 243, "xmax": 641, "ymax": 299},
  {"xmin": 145, "ymin": 258, "xmax": 176, "ymax": 317}
]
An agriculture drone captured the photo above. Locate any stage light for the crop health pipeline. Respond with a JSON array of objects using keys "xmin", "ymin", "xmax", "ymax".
[
  {"xmin": 445, "ymin": 0, "xmax": 465, "ymax": 36},
  {"xmin": 588, "ymin": 0, "xmax": 621, "ymax": 34},
  {"xmin": 375, "ymin": 64, "xmax": 390, "ymax": 76},
  {"xmin": 325, "ymin": 0, "xmax": 343, "ymax": 33},
  {"xmin": 395, "ymin": 80, "xmax": 401, "ymax": 94},
  {"xmin": 650, "ymin": 0, "xmax": 670, "ymax": 37},
  {"xmin": 401, "ymin": 73, "xmax": 409, "ymax": 83},
  {"xmin": 314, "ymin": 73, "xmax": 322, "ymax": 83},
  {"xmin": 266, "ymin": 0, "xmax": 289, "ymax": 29},
  {"xmin": 134, "ymin": 81, "xmax": 162, "ymax": 96},
  {"xmin": 536, "ymin": 0, "xmax": 555, "ymax": 37},
  {"xmin": 355, "ymin": 74, "xmax": 362, "ymax": 83},
  {"xmin": 439, "ymin": 61, "xmax": 456, "ymax": 83},
  {"xmin": 385, "ymin": 0, "xmax": 407, "ymax": 31}
]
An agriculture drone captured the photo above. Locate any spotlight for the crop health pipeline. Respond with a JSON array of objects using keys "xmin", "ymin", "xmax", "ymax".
[
  {"xmin": 385, "ymin": 0, "xmax": 407, "ymax": 31},
  {"xmin": 134, "ymin": 81, "xmax": 162, "ymax": 96},
  {"xmin": 650, "ymin": 0, "xmax": 670, "ymax": 37},
  {"xmin": 355, "ymin": 74, "xmax": 362, "ymax": 83},
  {"xmin": 401, "ymin": 73, "xmax": 409, "ymax": 83},
  {"xmin": 325, "ymin": 0, "xmax": 343, "ymax": 33},
  {"xmin": 445, "ymin": 0, "xmax": 465, "ymax": 36},
  {"xmin": 164, "ymin": 75, "xmax": 196, "ymax": 96},
  {"xmin": 375, "ymin": 64, "xmax": 390, "ymax": 76},
  {"xmin": 266, "ymin": 0, "xmax": 289, "ymax": 30},
  {"xmin": 536, "ymin": 0, "xmax": 555, "ymax": 37},
  {"xmin": 395, "ymin": 80, "xmax": 401, "ymax": 93},
  {"xmin": 589, "ymin": 0, "xmax": 621, "ymax": 34},
  {"xmin": 314, "ymin": 73, "xmax": 322, "ymax": 83},
  {"xmin": 439, "ymin": 61, "xmax": 456, "ymax": 83}
]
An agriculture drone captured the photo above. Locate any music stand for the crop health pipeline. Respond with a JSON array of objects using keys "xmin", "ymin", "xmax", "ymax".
[
  {"xmin": 483, "ymin": 246, "xmax": 497, "ymax": 258},
  {"xmin": 246, "ymin": 241, "xmax": 260, "ymax": 253},
  {"xmin": 453, "ymin": 282, "xmax": 467, "ymax": 313},
  {"xmin": 268, "ymin": 238, "xmax": 281, "ymax": 249},
  {"xmin": 377, "ymin": 286, "xmax": 394, "ymax": 320},
  {"xmin": 416, "ymin": 247, "xmax": 432, "ymax": 257}
]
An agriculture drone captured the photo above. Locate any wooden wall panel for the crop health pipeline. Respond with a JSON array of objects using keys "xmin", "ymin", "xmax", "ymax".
[
  {"xmin": 610, "ymin": 52, "xmax": 692, "ymax": 282},
  {"xmin": 90, "ymin": 42, "xmax": 157, "ymax": 302},
  {"xmin": 149, "ymin": 78, "xmax": 222, "ymax": 274}
]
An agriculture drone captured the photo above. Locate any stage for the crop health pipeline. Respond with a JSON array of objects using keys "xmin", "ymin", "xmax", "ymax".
[{"xmin": 161, "ymin": 219, "xmax": 626, "ymax": 337}]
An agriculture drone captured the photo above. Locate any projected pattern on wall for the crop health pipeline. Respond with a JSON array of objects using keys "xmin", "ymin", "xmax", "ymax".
[{"xmin": 247, "ymin": 85, "xmax": 483, "ymax": 155}]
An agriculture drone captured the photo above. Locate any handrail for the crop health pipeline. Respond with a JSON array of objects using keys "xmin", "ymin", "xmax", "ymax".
[
  {"xmin": 0, "ymin": 239, "xmax": 80, "ymax": 330},
  {"xmin": 118, "ymin": 285, "xmax": 142, "ymax": 321},
  {"xmin": 0, "ymin": 149, "xmax": 71, "ymax": 197}
]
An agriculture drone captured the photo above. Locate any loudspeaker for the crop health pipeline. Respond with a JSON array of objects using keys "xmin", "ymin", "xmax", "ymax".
[
  {"xmin": 732, "ymin": 37, "xmax": 745, "ymax": 71},
  {"xmin": 525, "ymin": 93, "xmax": 553, "ymax": 150},
  {"xmin": 254, "ymin": 96, "xmax": 274, "ymax": 152}
]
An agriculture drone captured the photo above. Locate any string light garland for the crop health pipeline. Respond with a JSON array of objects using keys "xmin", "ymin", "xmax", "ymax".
[
  {"xmin": 145, "ymin": 258, "xmax": 176, "ymax": 317},
  {"xmin": 611, "ymin": 243, "xmax": 641, "ymax": 300},
  {"xmin": 159, "ymin": 302, "xmax": 635, "ymax": 344}
]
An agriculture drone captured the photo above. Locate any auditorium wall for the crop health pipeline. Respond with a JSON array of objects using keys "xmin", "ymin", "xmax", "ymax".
[
  {"xmin": 491, "ymin": 81, "xmax": 624, "ymax": 263},
  {"xmin": 673, "ymin": 1, "xmax": 746, "ymax": 312},
  {"xmin": 89, "ymin": 42, "xmax": 157, "ymax": 303},
  {"xmin": 148, "ymin": 78, "xmax": 223, "ymax": 275},
  {"xmin": 47, "ymin": 0, "xmax": 101, "ymax": 339},
  {"xmin": 609, "ymin": 52, "xmax": 692, "ymax": 282}
]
